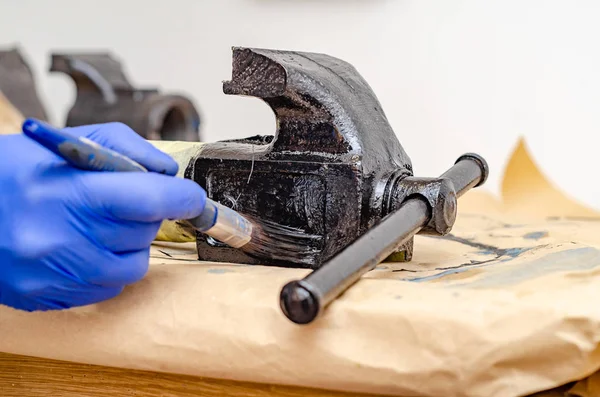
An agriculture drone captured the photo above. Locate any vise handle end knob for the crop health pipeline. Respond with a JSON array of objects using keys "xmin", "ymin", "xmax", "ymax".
[
  {"xmin": 448, "ymin": 153, "xmax": 489, "ymax": 194},
  {"xmin": 279, "ymin": 280, "xmax": 320, "ymax": 325}
]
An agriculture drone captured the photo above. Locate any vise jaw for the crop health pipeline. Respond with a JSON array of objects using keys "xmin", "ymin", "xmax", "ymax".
[{"xmin": 186, "ymin": 47, "xmax": 452, "ymax": 269}]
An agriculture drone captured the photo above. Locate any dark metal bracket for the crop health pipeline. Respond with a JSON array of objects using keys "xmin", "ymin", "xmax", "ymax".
[{"xmin": 49, "ymin": 52, "xmax": 202, "ymax": 141}]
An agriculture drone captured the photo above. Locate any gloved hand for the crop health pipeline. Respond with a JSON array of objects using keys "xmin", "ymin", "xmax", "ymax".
[{"xmin": 0, "ymin": 122, "xmax": 207, "ymax": 311}]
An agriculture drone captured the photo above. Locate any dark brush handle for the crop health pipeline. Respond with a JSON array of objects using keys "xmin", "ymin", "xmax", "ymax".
[{"xmin": 279, "ymin": 153, "xmax": 489, "ymax": 325}]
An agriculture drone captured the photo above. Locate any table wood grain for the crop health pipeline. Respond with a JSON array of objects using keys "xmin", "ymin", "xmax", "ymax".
[{"xmin": 0, "ymin": 352, "xmax": 377, "ymax": 397}]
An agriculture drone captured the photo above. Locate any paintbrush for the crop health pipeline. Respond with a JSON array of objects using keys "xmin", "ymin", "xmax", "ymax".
[{"xmin": 21, "ymin": 118, "xmax": 320, "ymax": 263}]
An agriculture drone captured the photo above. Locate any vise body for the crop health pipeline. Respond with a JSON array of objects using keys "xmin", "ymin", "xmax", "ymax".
[
  {"xmin": 50, "ymin": 52, "xmax": 202, "ymax": 141},
  {"xmin": 181, "ymin": 47, "xmax": 486, "ymax": 274}
]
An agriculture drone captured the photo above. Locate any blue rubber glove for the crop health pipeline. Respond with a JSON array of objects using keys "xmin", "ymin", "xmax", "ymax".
[{"xmin": 0, "ymin": 122, "xmax": 207, "ymax": 311}]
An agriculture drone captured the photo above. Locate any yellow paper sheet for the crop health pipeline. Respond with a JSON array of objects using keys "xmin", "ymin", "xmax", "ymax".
[
  {"xmin": 2, "ymin": 136, "xmax": 600, "ymax": 397},
  {"xmin": 151, "ymin": 141, "xmax": 206, "ymax": 242},
  {"xmin": 0, "ymin": 90, "xmax": 24, "ymax": 135}
]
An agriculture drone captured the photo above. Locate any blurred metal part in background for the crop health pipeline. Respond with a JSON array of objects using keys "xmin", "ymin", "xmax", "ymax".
[
  {"xmin": 50, "ymin": 52, "xmax": 202, "ymax": 141},
  {"xmin": 0, "ymin": 47, "xmax": 49, "ymax": 122}
]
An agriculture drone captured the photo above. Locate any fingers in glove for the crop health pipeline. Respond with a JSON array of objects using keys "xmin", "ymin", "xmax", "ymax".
[
  {"xmin": 79, "ymin": 172, "xmax": 207, "ymax": 223},
  {"xmin": 91, "ymin": 220, "xmax": 163, "ymax": 253},
  {"xmin": 63, "ymin": 122, "xmax": 179, "ymax": 175},
  {"xmin": 53, "ymin": 247, "xmax": 152, "ymax": 288}
]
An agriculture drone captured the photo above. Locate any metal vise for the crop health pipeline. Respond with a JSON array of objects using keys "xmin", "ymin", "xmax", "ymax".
[
  {"xmin": 0, "ymin": 47, "xmax": 49, "ymax": 121},
  {"xmin": 50, "ymin": 52, "xmax": 202, "ymax": 141},
  {"xmin": 185, "ymin": 47, "xmax": 487, "ymax": 276}
]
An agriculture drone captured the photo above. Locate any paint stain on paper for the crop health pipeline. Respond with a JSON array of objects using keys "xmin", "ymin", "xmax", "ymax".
[
  {"xmin": 207, "ymin": 268, "xmax": 234, "ymax": 274},
  {"xmin": 523, "ymin": 231, "xmax": 548, "ymax": 240},
  {"xmin": 403, "ymin": 247, "xmax": 600, "ymax": 289}
]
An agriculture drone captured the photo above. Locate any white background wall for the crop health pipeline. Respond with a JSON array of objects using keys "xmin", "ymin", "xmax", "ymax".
[{"xmin": 2, "ymin": 0, "xmax": 599, "ymax": 210}]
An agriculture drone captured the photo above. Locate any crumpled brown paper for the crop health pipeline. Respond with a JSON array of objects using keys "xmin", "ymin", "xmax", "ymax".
[{"xmin": 2, "ymin": 137, "xmax": 600, "ymax": 397}]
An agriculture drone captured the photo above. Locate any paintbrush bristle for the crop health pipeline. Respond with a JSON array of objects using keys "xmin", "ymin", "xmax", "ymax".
[{"xmin": 239, "ymin": 214, "xmax": 324, "ymax": 266}]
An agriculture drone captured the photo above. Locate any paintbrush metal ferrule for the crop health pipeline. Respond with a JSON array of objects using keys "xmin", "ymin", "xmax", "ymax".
[{"xmin": 186, "ymin": 199, "xmax": 253, "ymax": 248}]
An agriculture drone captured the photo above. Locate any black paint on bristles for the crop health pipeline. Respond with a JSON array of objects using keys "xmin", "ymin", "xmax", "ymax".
[{"xmin": 238, "ymin": 213, "xmax": 323, "ymax": 266}]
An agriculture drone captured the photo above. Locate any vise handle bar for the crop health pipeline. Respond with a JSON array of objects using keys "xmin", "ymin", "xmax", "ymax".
[{"xmin": 279, "ymin": 153, "xmax": 489, "ymax": 325}]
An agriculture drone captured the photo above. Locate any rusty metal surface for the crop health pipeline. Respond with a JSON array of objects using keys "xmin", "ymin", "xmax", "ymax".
[
  {"xmin": 0, "ymin": 47, "xmax": 48, "ymax": 122},
  {"xmin": 49, "ymin": 52, "xmax": 202, "ymax": 141}
]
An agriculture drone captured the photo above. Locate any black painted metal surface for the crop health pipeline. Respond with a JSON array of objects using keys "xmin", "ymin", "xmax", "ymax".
[
  {"xmin": 50, "ymin": 52, "xmax": 202, "ymax": 141},
  {"xmin": 187, "ymin": 47, "xmax": 416, "ymax": 269},
  {"xmin": 0, "ymin": 47, "xmax": 48, "ymax": 121},
  {"xmin": 186, "ymin": 47, "xmax": 488, "ymax": 280}
]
